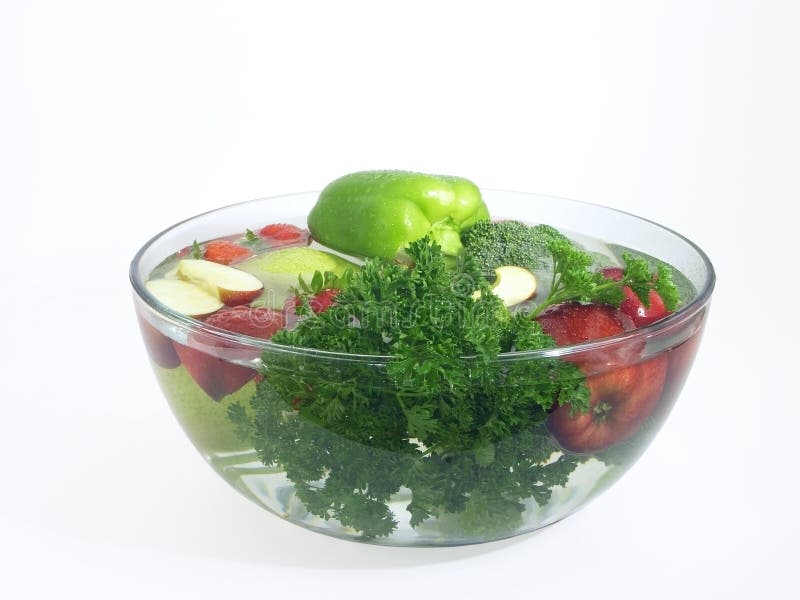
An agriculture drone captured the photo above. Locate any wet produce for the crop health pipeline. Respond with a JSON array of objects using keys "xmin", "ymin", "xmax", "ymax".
[
  {"xmin": 308, "ymin": 170, "xmax": 489, "ymax": 258},
  {"xmin": 131, "ymin": 171, "xmax": 713, "ymax": 545}
]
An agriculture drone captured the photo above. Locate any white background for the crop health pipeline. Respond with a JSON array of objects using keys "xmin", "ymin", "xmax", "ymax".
[{"xmin": 1, "ymin": 1, "xmax": 797, "ymax": 598}]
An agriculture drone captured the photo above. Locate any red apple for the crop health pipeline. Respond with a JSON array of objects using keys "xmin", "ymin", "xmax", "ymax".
[
  {"xmin": 546, "ymin": 355, "xmax": 668, "ymax": 453},
  {"xmin": 658, "ymin": 325, "xmax": 705, "ymax": 414},
  {"xmin": 136, "ymin": 313, "xmax": 180, "ymax": 369},
  {"xmin": 172, "ymin": 343, "xmax": 258, "ymax": 401},
  {"xmin": 536, "ymin": 302, "xmax": 668, "ymax": 452},
  {"xmin": 536, "ymin": 302, "xmax": 634, "ymax": 346},
  {"xmin": 173, "ymin": 306, "xmax": 285, "ymax": 401}
]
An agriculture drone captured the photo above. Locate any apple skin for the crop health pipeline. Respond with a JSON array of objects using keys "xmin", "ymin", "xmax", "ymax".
[
  {"xmin": 172, "ymin": 307, "xmax": 286, "ymax": 401},
  {"xmin": 657, "ymin": 324, "xmax": 705, "ymax": 418},
  {"xmin": 536, "ymin": 302, "xmax": 634, "ymax": 347},
  {"xmin": 172, "ymin": 343, "xmax": 257, "ymax": 402},
  {"xmin": 536, "ymin": 302, "xmax": 668, "ymax": 453},
  {"xmin": 536, "ymin": 302, "xmax": 639, "ymax": 373},
  {"xmin": 546, "ymin": 355, "xmax": 668, "ymax": 453},
  {"xmin": 137, "ymin": 313, "xmax": 180, "ymax": 369},
  {"xmin": 176, "ymin": 259, "xmax": 264, "ymax": 308},
  {"xmin": 217, "ymin": 287, "xmax": 263, "ymax": 307}
]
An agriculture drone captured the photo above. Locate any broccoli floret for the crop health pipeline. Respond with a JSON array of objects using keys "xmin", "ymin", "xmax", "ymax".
[{"xmin": 460, "ymin": 220, "xmax": 568, "ymax": 276}]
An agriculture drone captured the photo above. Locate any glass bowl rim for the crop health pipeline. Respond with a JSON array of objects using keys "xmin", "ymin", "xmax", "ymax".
[{"xmin": 129, "ymin": 189, "xmax": 716, "ymax": 364}]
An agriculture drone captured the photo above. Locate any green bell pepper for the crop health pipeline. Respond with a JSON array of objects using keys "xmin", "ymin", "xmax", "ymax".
[{"xmin": 307, "ymin": 170, "xmax": 490, "ymax": 259}]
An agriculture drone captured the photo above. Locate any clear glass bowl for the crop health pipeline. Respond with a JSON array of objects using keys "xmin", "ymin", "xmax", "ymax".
[{"xmin": 130, "ymin": 190, "xmax": 715, "ymax": 546}]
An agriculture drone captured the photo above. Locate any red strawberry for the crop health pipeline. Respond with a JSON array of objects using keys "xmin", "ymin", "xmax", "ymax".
[
  {"xmin": 258, "ymin": 223, "xmax": 310, "ymax": 247},
  {"xmin": 536, "ymin": 302, "xmax": 668, "ymax": 453},
  {"xmin": 203, "ymin": 240, "xmax": 253, "ymax": 265},
  {"xmin": 173, "ymin": 306, "xmax": 285, "ymax": 401},
  {"xmin": 601, "ymin": 267, "xmax": 670, "ymax": 327},
  {"xmin": 294, "ymin": 288, "xmax": 339, "ymax": 314},
  {"xmin": 137, "ymin": 314, "xmax": 180, "ymax": 369}
]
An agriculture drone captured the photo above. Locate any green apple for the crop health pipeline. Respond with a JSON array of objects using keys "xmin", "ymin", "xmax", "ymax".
[{"xmin": 237, "ymin": 247, "xmax": 358, "ymax": 309}]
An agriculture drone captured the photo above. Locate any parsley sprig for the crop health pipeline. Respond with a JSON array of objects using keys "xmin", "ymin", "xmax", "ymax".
[
  {"xmin": 529, "ymin": 239, "xmax": 680, "ymax": 317},
  {"xmin": 231, "ymin": 238, "xmax": 590, "ymax": 538},
  {"xmin": 231, "ymin": 233, "xmax": 680, "ymax": 538}
]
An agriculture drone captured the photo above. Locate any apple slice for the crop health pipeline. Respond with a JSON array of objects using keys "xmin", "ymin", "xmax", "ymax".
[
  {"xmin": 473, "ymin": 266, "xmax": 538, "ymax": 307},
  {"xmin": 491, "ymin": 266, "xmax": 537, "ymax": 307},
  {"xmin": 177, "ymin": 259, "xmax": 264, "ymax": 306},
  {"xmin": 145, "ymin": 278, "xmax": 224, "ymax": 317},
  {"xmin": 172, "ymin": 306, "xmax": 286, "ymax": 401}
]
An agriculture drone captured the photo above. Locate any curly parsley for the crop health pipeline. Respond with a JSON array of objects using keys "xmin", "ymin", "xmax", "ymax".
[
  {"xmin": 529, "ymin": 239, "xmax": 680, "ymax": 317},
  {"xmin": 230, "ymin": 238, "xmax": 590, "ymax": 538}
]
